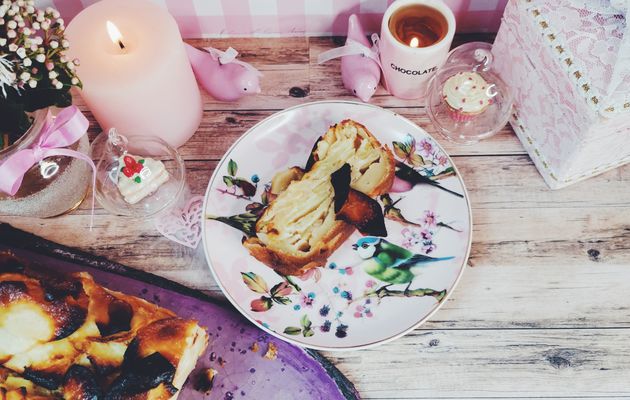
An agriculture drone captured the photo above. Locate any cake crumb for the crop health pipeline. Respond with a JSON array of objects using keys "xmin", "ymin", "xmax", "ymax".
[
  {"xmin": 250, "ymin": 342, "xmax": 260, "ymax": 353},
  {"xmin": 196, "ymin": 368, "xmax": 218, "ymax": 394},
  {"xmin": 263, "ymin": 342, "xmax": 278, "ymax": 360}
]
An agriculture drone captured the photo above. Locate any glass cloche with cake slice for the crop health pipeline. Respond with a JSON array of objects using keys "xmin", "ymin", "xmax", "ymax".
[
  {"xmin": 90, "ymin": 128, "xmax": 185, "ymax": 217},
  {"xmin": 426, "ymin": 42, "xmax": 513, "ymax": 145}
]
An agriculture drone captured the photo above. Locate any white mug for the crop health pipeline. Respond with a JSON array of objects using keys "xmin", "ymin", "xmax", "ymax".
[{"xmin": 379, "ymin": 0, "xmax": 456, "ymax": 100}]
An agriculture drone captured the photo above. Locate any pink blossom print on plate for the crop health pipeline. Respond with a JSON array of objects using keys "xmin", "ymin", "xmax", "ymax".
[{"xmin": 202, "ymin": 101, "xmax": 472, "ymax": 350}]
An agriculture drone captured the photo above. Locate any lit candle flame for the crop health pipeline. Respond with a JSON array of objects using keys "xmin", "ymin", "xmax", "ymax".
[
  {"xmin": 106, "ymin": 21, "xmax": 125, "ymax": 51},
  {"xmin": 409, "ymin": 37, "xmax": 420, "ymax": 48}
]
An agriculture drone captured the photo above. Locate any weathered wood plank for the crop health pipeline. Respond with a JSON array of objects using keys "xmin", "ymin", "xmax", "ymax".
[
  {"xmin": 71, "ymin": 155, "xmax": 630, "ymax": 212},
  {"xmin": 3, "ymin": 203, "xmax": 629, "ymax": 330},
  {"xmin": 179, "ymin": 109, "xmax": 525, "ymax": 159},
  {"xmin": 324, "ymin": 328, "xmax": 630, "ymax": 398}
]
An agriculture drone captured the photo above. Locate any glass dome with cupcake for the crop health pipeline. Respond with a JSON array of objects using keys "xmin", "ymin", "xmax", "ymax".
[{"xmin": 426, "ymin": 43, "xmax": 513, "ymax": 145}]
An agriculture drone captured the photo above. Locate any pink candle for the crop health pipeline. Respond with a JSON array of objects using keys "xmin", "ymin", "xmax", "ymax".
[{"xmin": 66, "ymin": 0, "xmax": 202, "ymax": 148}]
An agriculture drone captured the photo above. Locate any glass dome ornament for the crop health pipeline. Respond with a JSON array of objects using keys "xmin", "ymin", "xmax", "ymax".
[
  {"xmin": 426, "ymin": 42, "xmax": 513, "ymax": 145},
  {"xmin": 90, "ymin": 128, "xmax": 186, "ymax": 218}
]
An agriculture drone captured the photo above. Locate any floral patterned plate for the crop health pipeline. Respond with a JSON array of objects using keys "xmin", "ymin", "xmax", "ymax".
[{"xmin": 202, "ymin": 101, "xmax": 471, "ymax": 350}]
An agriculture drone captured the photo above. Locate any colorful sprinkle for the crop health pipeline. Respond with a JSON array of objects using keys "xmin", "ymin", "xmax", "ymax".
[{"xmin": 319, "ymin": 305, "xmax": 330, "ymax": 317}]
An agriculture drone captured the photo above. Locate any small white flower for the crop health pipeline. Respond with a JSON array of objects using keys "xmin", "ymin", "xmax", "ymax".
[
  {"xmin": 54, "ymin": 80, "xmax": 63, "ymax": 89},
  {"xmin": 17, "ymin": 20, "xmax": 24, "ymax": 28},
  {"xmin": 73, "ymin": 58, "xmax": 80, "ymax": 66},
  {"xmin": 6, "ymin": 29, "xmax": 15, "ymax": 38},
  {"xmin": 71, "ymin": 77, "xmax": 78, "ymax": 85},
  {"xmin": 45, "ymin": 7, "xmax": 54, "ymax": 14},
  {"xmin": 26, "ymin": 5, "xmax": 33, "ymax": 14},
  {"xmin": 21, "ymin": 27, "xmax": 30, "ymax": 35},
  {"xmin": 28, "ymin": 79, "xmax": 36, "ymax": 88},
  {"xmin": 31, "ymin": 21, "xmax": 39, "ymax": 30},
  {"xmin": 0, "ymin": 5, "xmax": 6, "ymax": 17},
  {"xmin": 60, "ymin": 56, "xmax": 66, "ymax": 63},
  {"xmin": 48, "ymin": 70, "xmax": 58, "ymax": 79},
  {"xmin": 0, "ymin": 18, "xmax": 4, "ymax": 25},
  {"xmin": 8, "ymin": 43, "xmax": 17, "ymax": 52},
  {"xmin": 30, "ymin": 44, "xmax": 37, "ymax": 51},
  {"xmin": 22, "ymin": 57, "xmax": 31, "ymax": 66},
  {"xmin": 6, "ymin": 8, "xmax": 14, "ymax": 16},
  {"xmin": 17, "ymin": 0, "xmax": 24, "ymax": 6},
  {"xmin": 36, "ymin": 14, "xmax": 43, "ymax": 22},
  {"xmin": 16, "ymin": 47, "xmax": 26, "ymax": 58},
  {"xmin": 52, "ymin": 10, "xmax": 60, "ymax": 19},
  {"xmin": 62, "ymin": 39, "xmax": 69, "ymax": 48},
  {"xmin": 0, "ymin": 38, "xmax": 5, "ymax": 46},
  {"xmin": 35, "ymin": 53, "xmax": 45, "ymax": 63},
  {"xmin": 41, "ymin": 20, "xmax": 49, "ymax": 30},
  {"xmin": 34, "ymin": 36, "xmax": 42, "ymax": 45},
  {"xmin": 19, "ymin": 71, "xmax": 30, "ymax": 81},
  {"xmin": 50, "ymin": 40, "xmax": 58, "ymax": 49},
  {"xmin": 66, "ymin": 61, "xmax": 74, "ymax": 70},
  {"xmin": 7, "ymin": 19, "xmax": 15, "ymax": 29}
]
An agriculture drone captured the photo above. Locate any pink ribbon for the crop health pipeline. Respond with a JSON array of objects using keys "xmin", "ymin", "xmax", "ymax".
[{"xmin": 0, "ymin": 106, "xmax": 96, "ymax": 227}]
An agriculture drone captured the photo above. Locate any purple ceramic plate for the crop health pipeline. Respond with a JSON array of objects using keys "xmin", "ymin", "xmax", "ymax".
[{"xmin": 0, "ymin": 224, "xmax": 359, "ymax": 400}]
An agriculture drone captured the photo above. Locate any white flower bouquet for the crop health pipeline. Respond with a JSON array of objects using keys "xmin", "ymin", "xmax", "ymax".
[{"xmin": 0, "ymin": 0, "xmax": 81, "ymax": 147}]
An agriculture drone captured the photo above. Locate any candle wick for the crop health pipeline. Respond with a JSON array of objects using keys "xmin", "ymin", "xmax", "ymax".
[{"xmin": 118, "ymin": 40, "xmax": 125, "ymax": 50}]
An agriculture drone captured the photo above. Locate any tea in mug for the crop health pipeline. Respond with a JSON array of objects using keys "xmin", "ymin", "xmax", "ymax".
[{"xmin": 389, "ymin": 4, "xmax": 448, "ymax": 48}]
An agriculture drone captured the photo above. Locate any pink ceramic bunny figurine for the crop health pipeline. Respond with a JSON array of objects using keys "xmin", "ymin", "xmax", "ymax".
[
  {"xmin": 185, "ymin": 44, "xmax": 262, "ymax": 102},
  {"xmin": 341, "ymin": 14, "xmax": 381, "ymax": 102}
]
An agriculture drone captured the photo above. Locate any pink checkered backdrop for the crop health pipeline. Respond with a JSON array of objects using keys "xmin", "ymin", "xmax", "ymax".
[{"xmin": 41, "ymin": 0, "xmax": 506, "ymax": 37}]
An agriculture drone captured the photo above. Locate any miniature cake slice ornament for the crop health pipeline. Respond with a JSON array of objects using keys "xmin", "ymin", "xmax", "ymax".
[{"xmin": 117, "ymin": 154, "xmax": 169, "ymax": 204}]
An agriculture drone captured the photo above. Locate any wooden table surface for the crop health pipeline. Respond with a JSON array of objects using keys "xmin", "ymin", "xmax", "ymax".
[{"xmin": 4, "ymin": 36, "xmax": 630, "ymax": 399}]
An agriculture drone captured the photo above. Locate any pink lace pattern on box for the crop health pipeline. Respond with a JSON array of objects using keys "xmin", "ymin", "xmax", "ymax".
[
  {"xmin": 529, "ymin": 0, "xmax": 630, "ymax": 115},
  {"xmin": 492, "ymin": 0, "xmax": 630, "ymax": 186}
]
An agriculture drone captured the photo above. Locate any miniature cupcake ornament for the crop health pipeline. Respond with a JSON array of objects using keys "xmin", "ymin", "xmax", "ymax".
[{"xmin": 442, "ymin": 71, "xmax": 494, "ymax": 122}]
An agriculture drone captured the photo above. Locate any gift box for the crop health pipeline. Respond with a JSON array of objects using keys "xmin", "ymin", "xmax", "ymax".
[{"xmin": 492, "ymin": 0, "xmax": 630, "ymax": 189}]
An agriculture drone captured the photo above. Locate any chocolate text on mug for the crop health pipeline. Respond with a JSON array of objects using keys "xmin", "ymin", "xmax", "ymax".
[{"xmin": 390, "ymin": 63, "xmax": 438, "ymax": 76}]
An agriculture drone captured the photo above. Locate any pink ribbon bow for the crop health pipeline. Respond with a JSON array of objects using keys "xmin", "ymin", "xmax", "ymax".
[{"xmin": 0, "ymin": 106, "xmax": 96, "ymax": 227}]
